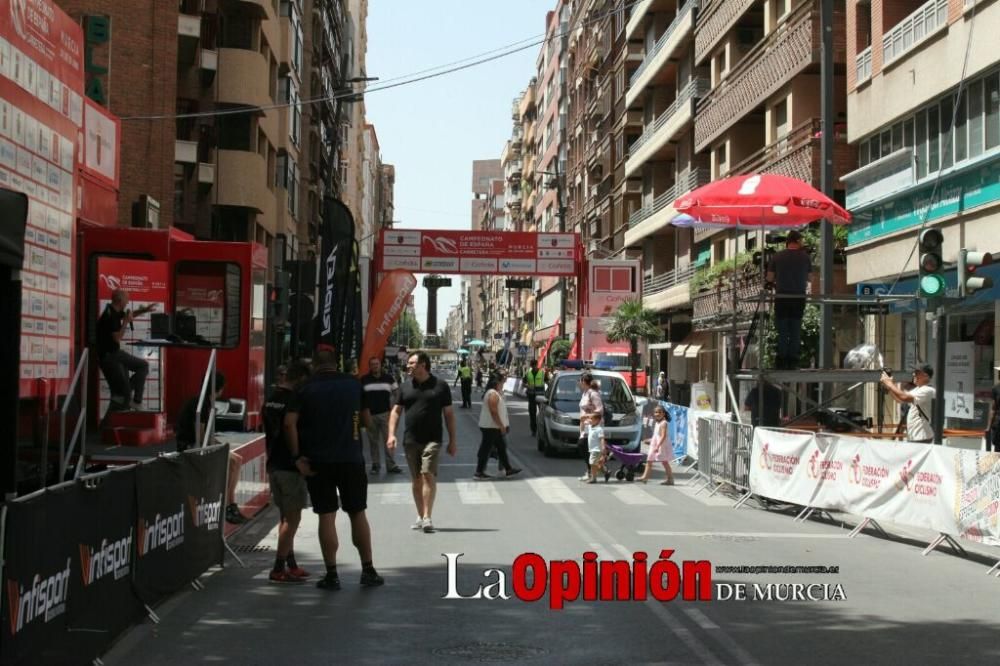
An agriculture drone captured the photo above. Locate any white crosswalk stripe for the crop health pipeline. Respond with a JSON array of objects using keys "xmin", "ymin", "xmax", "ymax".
[
  {"xmin": 610, "ymin": 485, "xmax": 667, "ymax": 506},
  {"xmin": 376, "ymin": 491, "xmax": 411, "ymax": 505},
  {"xmin": 526, "ymin": 478, "xmax": 585, "ymax": 504},
  {"xmin": 455, "ymin": 480, "xmax": 503, "ymax": 504}
]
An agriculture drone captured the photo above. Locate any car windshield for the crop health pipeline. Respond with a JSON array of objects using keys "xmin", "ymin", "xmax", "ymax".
[{"xmin": 551, "ymin": 375, "xmax": 634, "ymax": 414}]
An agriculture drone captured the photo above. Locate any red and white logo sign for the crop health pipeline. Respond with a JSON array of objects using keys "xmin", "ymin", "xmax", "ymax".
[
  {"xmin": 379, "ymin": 229, "xmax": 579, "ymax": 276},
  {"xmin": 587, "ymin": 259, "xmax": 640, "ymax": 317}
]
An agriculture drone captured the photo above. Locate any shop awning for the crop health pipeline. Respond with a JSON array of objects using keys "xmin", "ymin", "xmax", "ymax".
[
  {"xmin": 672, "ymin": 344, "xmax": 689, "ymax": 357},
  {"xmin": 685, "ymin": 344, "xmax": 703, "ymax": 358},
  {"xmin": 648, "ymin": 342, "xmax": 673, "ymax": 350}
]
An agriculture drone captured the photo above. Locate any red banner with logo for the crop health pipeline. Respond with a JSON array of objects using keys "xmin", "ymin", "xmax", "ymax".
[
  {"xmin": 379, "ymin": 229, "xmax": 580, "ymax": 276},
  {"xmin": 537, "ymin": 321, "xmax": 560, "ymax": 367},
  {"xmin": 359, "ymin": 269, "xmax": 417, "ymax": 368}
]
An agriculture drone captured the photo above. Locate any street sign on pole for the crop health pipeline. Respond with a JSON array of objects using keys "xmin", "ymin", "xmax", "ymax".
[{"xmin": 506, "ymin": 278, "xmax": 533, "ymax": 289}]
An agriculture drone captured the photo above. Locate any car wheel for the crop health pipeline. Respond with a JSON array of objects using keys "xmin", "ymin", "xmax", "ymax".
[
  {"xmin": 537, "ymin": 429, "xmax": 545, "ymax": 452},
  {"xmin": 543, "ymin": 432, "xmax": 558, "ymax": 458}
]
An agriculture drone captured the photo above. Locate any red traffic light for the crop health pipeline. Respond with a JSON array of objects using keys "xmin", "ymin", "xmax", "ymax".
[
  {"xmin": 920, "ymin": 252, "xmax": 942, "ymax": 272},
  {"xmin": 919, "ymin": 228, "xmax": 943, "ymax": 250}
]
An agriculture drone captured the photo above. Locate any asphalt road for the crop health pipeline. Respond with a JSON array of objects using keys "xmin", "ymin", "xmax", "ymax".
[{"xmin": 104, "ymin": 374, "xmax": 1000, "ymax": 665}]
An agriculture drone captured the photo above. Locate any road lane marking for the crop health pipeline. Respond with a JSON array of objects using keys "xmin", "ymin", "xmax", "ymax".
[
  {"xmin": 611, "ymin": 485, "xmax": 667, "ymax": 506},
  {"xmin": 526, "ymin": 478, "xmax": 585, "ymax": 504},
  {"xmin": 376, "ymin": 492, "xmax": 411, "ymax": 505},
  {"xmin": 683, "ymin": 608, "xmax": 720, "ymax": 630},
  {"xmin": 455, "ymin": 480, "xmax": 503, "ymax": 504},
  {"xmin": 637, "ymin": 531, "xmax": 850, "ymax": 539}
]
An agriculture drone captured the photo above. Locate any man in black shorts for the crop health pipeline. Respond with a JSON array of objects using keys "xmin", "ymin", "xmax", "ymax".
[
  {"xmin": 387, "ymin": 351, "xmax": 457, "ymax": 533},
  {"xmin": 284, "ymin": 348, "xmax": 384, "ymax": 590}
]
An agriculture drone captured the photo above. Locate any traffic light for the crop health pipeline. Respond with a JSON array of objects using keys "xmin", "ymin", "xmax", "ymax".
[
  {"xmin": 958, "ymin": 249, "xmax": 993, "ymax": 298},
  {"xmin": 917, "ymin": 228, "xmax": 946, "ymax": 300}
]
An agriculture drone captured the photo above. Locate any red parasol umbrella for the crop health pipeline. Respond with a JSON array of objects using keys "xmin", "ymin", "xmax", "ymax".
[{"xmin": 672, "ymin": 174, "xmax": 851, "ymax": 228}]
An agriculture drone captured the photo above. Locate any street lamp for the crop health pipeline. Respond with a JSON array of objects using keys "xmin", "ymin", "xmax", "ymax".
[{"xmin": 536, "ymin": 166, "xmax": 567, "ymax": 339}]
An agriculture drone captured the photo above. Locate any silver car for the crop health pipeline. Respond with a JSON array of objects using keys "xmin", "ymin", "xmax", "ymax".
[{"xmin": 536, "ymin": 370, "xmax": 640, "ymax": 457}]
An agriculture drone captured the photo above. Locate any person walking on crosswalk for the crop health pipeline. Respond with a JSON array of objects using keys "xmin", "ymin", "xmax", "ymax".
[
  {"xmin": 388, "ymin": 352, "xmax": 457, "ymax": 533},
  {"xmin": 475, "ymin": 372, "xmax": 521, "ymax": 480}
]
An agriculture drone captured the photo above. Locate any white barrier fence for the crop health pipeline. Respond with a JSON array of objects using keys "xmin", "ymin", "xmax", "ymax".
[{"xmin": 750, "ymin": 428, "xmax": 1000, "ymax": 551}]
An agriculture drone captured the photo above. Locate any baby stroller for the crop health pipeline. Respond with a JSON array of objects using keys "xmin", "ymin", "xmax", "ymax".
[{"xmin": 602, "ymin": 440, "xmax": 646, "ymax": 483}]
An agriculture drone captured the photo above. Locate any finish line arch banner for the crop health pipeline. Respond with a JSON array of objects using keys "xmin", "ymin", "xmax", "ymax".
[
  {"xmin": 378, "ymin": 229, "xmax": 580, "ymax": 276},
  {"xmin": 750, "ymin": 428, "xmax": 1000, "ymax": 547}
]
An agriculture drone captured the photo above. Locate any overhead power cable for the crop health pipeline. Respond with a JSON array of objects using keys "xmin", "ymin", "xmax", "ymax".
[{"xmin": 122, "ymin": 0, "xmax": 641, "ymax": 121}]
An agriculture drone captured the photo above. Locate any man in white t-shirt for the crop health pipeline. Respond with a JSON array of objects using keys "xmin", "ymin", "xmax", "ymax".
[{"xmin": 880, "ymin": 363, "xmax": 936, "ymax": 443}]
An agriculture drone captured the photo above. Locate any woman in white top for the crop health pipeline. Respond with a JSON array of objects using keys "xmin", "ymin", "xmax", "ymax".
[
  {"xmin": 475, "ymin": 373, "xmax": 521, "ymax": 479},
  {"xmin": 577, "ymin": 372, "xmax": 604, "ymax": 480}
]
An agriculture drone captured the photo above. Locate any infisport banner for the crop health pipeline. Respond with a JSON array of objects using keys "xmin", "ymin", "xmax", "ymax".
[
  {"xmin": 1, "ymin": 469, "xmax": 142, "ymax": 666},
  {"xmin": 749, "ymin": 429, "xmax": 1000, "ymax": 547},
  {"xmin": 359, "ymin": 269, "xmax": 418, "ymax": 368},
  {"xmin": 133, "ymin": 446, "xmax": 228, "ymax": 605}
]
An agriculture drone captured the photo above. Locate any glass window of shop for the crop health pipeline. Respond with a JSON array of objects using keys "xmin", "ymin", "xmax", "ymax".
[{"xmin": 945, "ymin": 310, "xmax": 995, "ymax": 431}]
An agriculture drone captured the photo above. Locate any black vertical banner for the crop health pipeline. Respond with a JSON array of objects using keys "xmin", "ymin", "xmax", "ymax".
[
  {"xmin": 339, "ymin": 239, "xmax": 362, "ymax": 369},
  {"xmin": 314, "ymin": 197, "xmax": 355, "ymax": 361}
]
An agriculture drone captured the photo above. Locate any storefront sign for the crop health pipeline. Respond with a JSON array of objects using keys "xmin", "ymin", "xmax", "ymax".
[
  {"xmin": 379, "ymin": 229, "xmax": 580, "ymax": 276},
  {"xmin": 83, "ymin": 15, "xmax": 109, "ymax": 105},
  {"xmin": 848, "ymin": 155, "xmax": 1000, "ymax": 244},
  {"xmin": 945, "ymin": 341, "xmax": 975, "ymax": 420}
]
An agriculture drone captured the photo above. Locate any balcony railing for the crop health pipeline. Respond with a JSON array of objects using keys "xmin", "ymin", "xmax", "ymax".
[
  {"xmin": 692, "ymin": 278, "xmax": 766, "ymax": 329},
  {"xmin": 644, "ymin": 264, "xmax": 697, "ymax": 295},
  {"xmin": 694, "ymin": 1, "xmax": 825, "ymax": 151},
  {"xmin": 629, "ymin": 79, "xmax": 710, "ymax": 156},
  {"xmin": 882, "ymin": 0, "xmax": 948, "ymax": 68},
  {"xmin": 628, "ymin": 168, "xmax": 710, "ymax": 227},
  {"xmin": 629, "ymin": 0, "xmax": 699, "ymax": 88},
  {"xmin": 855, "ymin": 45, "xmax": 872, "ymax": 84},
  {"xmin": 723, "ymin": 119, "xmax": 852, "ymax": 189}
]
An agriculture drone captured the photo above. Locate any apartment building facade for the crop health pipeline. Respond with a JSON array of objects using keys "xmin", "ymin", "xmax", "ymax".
[
  {"xmin": 618, "ymin": 0, "xmax": 857, "ymax": 406},
  {"xmin": 844, "ymin": 0, "xmax": 1000, "ymax": 432},
  {"xmin": 55, "ymin": 0, "xmax": 359, "ymax": 264},
  {"xmin": 467, "ymin": 159, "xmax": 503, "ymax": 342}
]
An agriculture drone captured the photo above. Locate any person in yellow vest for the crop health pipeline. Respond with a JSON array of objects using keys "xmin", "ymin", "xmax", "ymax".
[
  {"xmin": 523, "ymin": 359, "xmax": 548, "ymax": 436},
  {"xmin": 454, "ymin": 358, "xmax": 473, "ymax": 408}
]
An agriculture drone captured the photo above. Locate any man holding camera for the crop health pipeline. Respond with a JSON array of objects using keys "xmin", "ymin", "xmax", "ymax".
[
  {"xmin": 880, "ymin": 364, "xmax": 936, "ymax": 444},
  {"xmin": 765, "ymin": 230, "xmax": 812, "ymax": 370}
]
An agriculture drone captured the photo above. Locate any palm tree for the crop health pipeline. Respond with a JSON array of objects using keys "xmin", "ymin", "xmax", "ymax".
[{"xmin": 606, "ymin": 299, "xmax": 661, "ymax": 394}]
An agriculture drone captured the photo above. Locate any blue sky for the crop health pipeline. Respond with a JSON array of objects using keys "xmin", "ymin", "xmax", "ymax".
[{"xmin": 365, "ymin": 0, "xmax": 552, "ymax": 337}]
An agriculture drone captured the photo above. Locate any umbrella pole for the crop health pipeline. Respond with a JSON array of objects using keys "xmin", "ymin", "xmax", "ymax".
[{"xmin": 730, "ymin": 227, "xmax": 738, "ymax": 414}]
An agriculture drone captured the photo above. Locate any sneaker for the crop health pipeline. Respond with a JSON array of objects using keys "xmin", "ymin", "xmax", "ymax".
[
  {"xmin": 410, "ymin": 517, "xmax": 424, "ymax": 530},
  {"xmin": 360, "ymin": 570, "xmax": 385, "ymax": 587},
  {"xmin": 269, "ymin": 569, "xmax": 306, "ymax": 584},
  {"xmin": 225, "ymin": 504, "xmax": 248, "ymax": 524},
  {"xmin": 661, "ymin": 479, "xmax": 675, "ymax": 486},
  {"xmin": 578, "ymin": 474, "xmax": 592, "ymax": 482},
  {"xmin": 422, "ymin": 518, "xmax": 435, "ymax": 533},
  {"xmin": 473, "ymin": 472, "xmax": 491, "ymax": 480},
  {"xmin": 387, "ymin": 466, "xmax": 403, "ymax": 474},
  {"xmin": 316, "ymin": 575, "xmax": 341, "ymax": 591},
  {"xmin": 370, "ymin": 464, "xmax": 380, "ymax": 475},
  {"xmin": 287, "ymin": 566, "xmax": 310, "ymax": 578},
  {"xmin": 505, "ymin": 468, "xmax": 522, "ymax": 477},
  {"xmin": 587, "ymin": 478, "xmax": 597, "ymax": 484}
]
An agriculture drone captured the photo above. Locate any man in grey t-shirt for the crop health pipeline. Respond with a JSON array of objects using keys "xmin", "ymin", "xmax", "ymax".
[{"xmin": 766, "ymin": 230, "xmax": 812, "ymax": 369}]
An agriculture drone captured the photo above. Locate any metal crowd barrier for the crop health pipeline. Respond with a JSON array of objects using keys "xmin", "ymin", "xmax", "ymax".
[{"xmin": 695, "ymin": 416, "xmax": 754, "ymax": 497}]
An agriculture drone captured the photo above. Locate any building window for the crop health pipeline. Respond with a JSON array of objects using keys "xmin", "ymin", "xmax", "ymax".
[
  {"xmin": 773, "ymin": 98, "xmax": 789, "ymax": 142},
  {"xmin": 969, "ymin": 79, "xmax": 984, "ymax": 158},
  {"xmin": 276, "ymin": 152, "xmax": 288, "ymax": 188},
  {"xmin": 714, "ymin": 142, "xmax": 728, "ymax": 179},
  {"xmin": 987, "ymin": 72, "xmax": 1000, "ymax": 151}
]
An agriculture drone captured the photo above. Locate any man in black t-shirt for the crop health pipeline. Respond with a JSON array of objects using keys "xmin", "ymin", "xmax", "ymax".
[
  {"xmin": 96, "ymin": 289, "xmax": 150, "ymax": 414},
  {"xmin": 387, "ymin": 352, "xmax": 457, "ymax": 534},
  {"xmin": 263, "ymin": 360, "xmax": 311, "ymax": 583},
  {"xmin": 284, "ymin": 348, "xmax": 384, "ymax": 590},
  {"xmin": 360, "ymin": 357, "xmax": 402, "ymax": 475},
  {"xmin": 766, "ymin": 230, "xmax": 812, "ymax": 369},
  {"xmin": 743, "ymin": 382, "xmax": 782, "ymax": 428}
]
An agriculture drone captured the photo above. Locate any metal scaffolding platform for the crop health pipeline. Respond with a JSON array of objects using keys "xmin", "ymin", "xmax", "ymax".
[{"xmin": 735, "ymin": 369, "xmax": 889, "ymax": 384}]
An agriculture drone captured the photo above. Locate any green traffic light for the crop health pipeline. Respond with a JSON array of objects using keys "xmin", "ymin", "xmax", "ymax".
[{"xmin": 920, "ymin": 274, "xmax": 946, "ymax": 297}]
